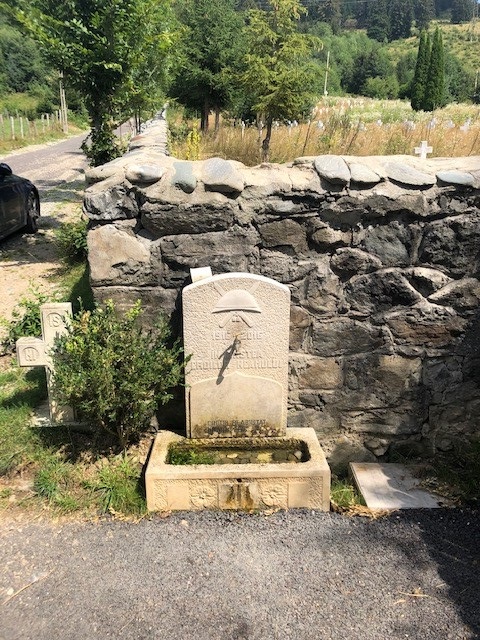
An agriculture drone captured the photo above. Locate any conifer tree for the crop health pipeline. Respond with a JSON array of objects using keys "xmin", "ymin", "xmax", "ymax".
[
  {"xmin": 388, "ymin": 0, "xmax": 413, "ymax": 40},
  {"xmin": 319, "ymin": 0, "xmax": 342, "ymax": 34},
  {"xmin": 450, "ymin": 0, "xmax": 475, "ymax": 23},
  {"xmin": 411, "ymin": 30, "xmax": 430, "ymax": 111},
  {"xmin": 414, "ymin": 0, "xmax": 435, "ymax": 30},
  {"xmin": 424, "ymin": 27, "xmax": 445, "ymax": 110},
  {"xmin": 366, "ymin": 0, "xmax": 390, "ymax": 41}
]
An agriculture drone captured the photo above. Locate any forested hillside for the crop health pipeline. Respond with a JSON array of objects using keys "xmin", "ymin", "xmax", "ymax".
[{"xmin": 1, "ymin": 0, "xmax": 478, "ymax": 162}]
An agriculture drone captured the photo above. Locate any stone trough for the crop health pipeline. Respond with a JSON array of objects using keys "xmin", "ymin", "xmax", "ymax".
[
  {"xmin": 145, "ymin": 268, "xmax": 331, "ymax": 512},
  {"xmin": 145, "ymin": 428, "xmax": 330, "ymax": 511}
]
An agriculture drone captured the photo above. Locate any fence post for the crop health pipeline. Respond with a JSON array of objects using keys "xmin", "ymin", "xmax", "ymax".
[
  {"xmin": 10, "ymin": 116, "xmax": 15, "ymax": 140},
  {"xmin": 19, "ymin": 116, "xmax": 24, "ymax": 139}
]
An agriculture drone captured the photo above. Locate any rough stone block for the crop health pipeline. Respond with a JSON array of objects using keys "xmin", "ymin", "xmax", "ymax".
[{"xmin": 298, "ymin": 357, "xmax": 343, "ymax": 390}]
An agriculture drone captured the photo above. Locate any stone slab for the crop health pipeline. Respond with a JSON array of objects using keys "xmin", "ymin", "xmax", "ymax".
[
  {"xmin": 145, "ymin": 428, "xmax": 331, "ymax": 511},
  {"xmin": 183, "ymin": 272, "xmax": 290, "ymax": 438},
  {"xmin": 350, "ymin": 462, "xmax": 442, "ymax": 509}
]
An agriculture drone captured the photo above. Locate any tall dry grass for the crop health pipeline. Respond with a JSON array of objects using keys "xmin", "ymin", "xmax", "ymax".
[{"xmin": 170, "ymin": 98, "xmax": 480, "ymax": 166}]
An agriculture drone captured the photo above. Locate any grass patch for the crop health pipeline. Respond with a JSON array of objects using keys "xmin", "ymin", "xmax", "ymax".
[
  {"xmin": 330, "ymin": 476, "xmax": 365, "ymax": 510},
  {"xmin": 171, "ymin": 98, "xmax": 480, "ymax": 165}
]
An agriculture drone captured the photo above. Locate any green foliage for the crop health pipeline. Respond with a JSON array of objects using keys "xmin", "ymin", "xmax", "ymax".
[
  {"xmin": 388, "ymin": 0, "xmax": 413, "ymax": 41},
  {"xmin": 414, "ymin": 0, "xmax": 435, "ymax": 30},
  {"xmin": 55, "ymin": 217, "xmax": 88, "ymax": 264},
  {"xmin": 170, "ymin": 0, "xmax": 245, "ymax": 132},
  {"xmin": 0, "ymin": 365, "xmax": 47, "ymax": 475},
  {"xmin": 366, "ymin": 0, "xmax": 390, "ymax": 42},
  {"xmin": 168, "ymin": 445, "xmax": 216, "ymax": 465},
  {"xmin": 5, "ymin": 0, "xmax": 175, "ymax": 165},
  {"xmin": 51, "ymin": 300, "xmax": 185, "ymax": 448},
  {"xmin": 411, "ymin": 30, "xmax": 431, "ymax": 111},
  {"xmin": 450, "ymin": 0, "xmax": 476, "ymax": 23},
  {"xmin": 344, "ymin": 41, "xmax": 395, "ymax": 96},
  {"xmin": 85, "ymin": 455, "xmax": 146, "ymax": 514},
  {"xmin": 185, "ymin": 128, "xmax": 201, "ymax": 160},
  {"xmin": 241, "ymin": 0, "xmax": 322, "ymax": 159},
  {"xmin": 330, "ymin": 477, "xmax": 365, "ymax": 508},
  {"xmin": 424, "ymin": 27, "xmax": 446, "ymax": 110},
  {"xmin": 0, "ymin": 287, "xmax": 54, "ymax": 354}
]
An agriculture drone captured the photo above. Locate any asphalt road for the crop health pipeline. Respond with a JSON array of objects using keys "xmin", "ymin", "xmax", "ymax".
[
  {"xmin": 0, "ymin": 508, "xmax": 479, "ymax": 640},
  {"xmin": 2, "ymin": 133, "xmax": 88, "ymax": 192}
]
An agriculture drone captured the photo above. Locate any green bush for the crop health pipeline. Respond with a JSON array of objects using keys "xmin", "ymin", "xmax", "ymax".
[
  {"xmin": 55, "ymin": 216, "xmax": 88, "ymax": 264},
  {"xmin": 51, "ymin": 300, "xmax": 185, "ymax": 448}
]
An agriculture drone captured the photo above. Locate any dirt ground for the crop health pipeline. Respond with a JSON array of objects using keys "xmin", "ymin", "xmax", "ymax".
[{"xmin": 0, "ymin": 136, "xmax": 87, "ymax": 342}]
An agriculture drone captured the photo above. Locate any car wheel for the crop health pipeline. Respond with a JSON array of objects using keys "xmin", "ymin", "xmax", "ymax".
[{"xmin": 25, "ymin": 191, "xmax": 39, "ymax": 233}]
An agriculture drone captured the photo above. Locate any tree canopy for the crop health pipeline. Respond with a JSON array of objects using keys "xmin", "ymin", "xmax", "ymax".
[
  {"xmin": 170, "ymin": 0, "xmax": 245, "ymax": 132},
  {"xmin": 241, "ymin": 0, "xmax": 322, "ymax": 159},
  {"xmin": 1, "ymin": 0, "xmax": 175, "ymax": 165}
]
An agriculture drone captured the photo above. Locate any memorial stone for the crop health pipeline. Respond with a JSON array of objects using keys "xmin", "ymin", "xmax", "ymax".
[
  {"xmin": 17, "ymin": 302, "xmax": 75, "ymax": 423},
  {"xmin": 182, "ymin": 272, "xmax": 291, "ymax": 438}
]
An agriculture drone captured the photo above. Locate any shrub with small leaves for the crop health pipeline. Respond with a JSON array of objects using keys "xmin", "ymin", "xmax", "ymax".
[
  {"xmin": 51, "ymin": 300, "xmax": 185, "ymax": 448},
  {"xmin": 55, "ymin": 217, "xmax": 88, "ymax": 264}
]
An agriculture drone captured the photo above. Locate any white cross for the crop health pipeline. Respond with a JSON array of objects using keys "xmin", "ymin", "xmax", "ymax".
[
  {"xmin": 16, "ymin": 302, "xmax": 76, "ymax": 424},
  {"xmin": 414, "ymin": 140, "xmax": 433, "ymax": 160}
]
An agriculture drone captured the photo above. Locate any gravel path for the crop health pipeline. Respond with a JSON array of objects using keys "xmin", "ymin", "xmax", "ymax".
[{"xmin": 0, "ymin": 508, "xmax": 479, "ymax": 640}]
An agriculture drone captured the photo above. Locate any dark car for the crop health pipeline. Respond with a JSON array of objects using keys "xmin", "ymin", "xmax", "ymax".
[{"xmin": 0, "ymin": 162, "xmax": 40, "ymax": 241}]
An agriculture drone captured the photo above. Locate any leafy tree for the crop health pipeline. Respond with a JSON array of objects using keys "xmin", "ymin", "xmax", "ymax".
[
  {"xmin": 396, "ymin": 50, "xmax": 417, "ymax": 98},
  {"xmin": 450, "ymin": 0, "xmax": 475, "ymax": 23},
  {"xmin": 410, "ymin": 30, "xmax": 431, "ymax": 111},
  {"xmin": 366, "ymin": 0, "xmax": 389, "ymax": 42},
  {"xmin": 241, "ymin": 0, "xmax": 322, "ymax": 160},
  {"xmin": 0, "ymin": 25, "xmax": 50, "ymax": 94},
  {"xmin": 424, "ymin": 27, "xmax": 446, "ymax": 110},
  {"xmin": 170, "ymin": 0, "xmax": 245, "ymax": 132},
  {"xmin": 2, "ymin": 0, "xmax": 175, "ymax": 165},
  {"xmin": 388, "ymin": 0, "xmax": 413, "ymax": 40}
]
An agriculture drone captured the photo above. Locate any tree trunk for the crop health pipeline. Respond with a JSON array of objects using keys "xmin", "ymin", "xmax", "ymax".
[
  {"xmin": 261, "ymin": 118, "xmax": 273, "ymax": 162},
  {"xmin": 201, "ymin": 99, "xmax": 210, "ymax": 132},
  {"xmin": 214, "ymin": 107, "xmax": 220, "ymax": 134}
]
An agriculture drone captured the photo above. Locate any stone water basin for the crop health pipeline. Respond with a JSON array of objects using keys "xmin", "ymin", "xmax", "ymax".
[{"xmin": 145, "ymin": 428, "xmax": 330, "ymax": 511}]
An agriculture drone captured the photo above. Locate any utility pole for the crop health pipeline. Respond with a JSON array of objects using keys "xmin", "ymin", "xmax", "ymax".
[
  {"xmin": 323, "ymin": 50, "xmax": 330, "ymax": 97},
  {"xmin": 59, "ymin": 71, "xmax": 68, "ymax": 134}
]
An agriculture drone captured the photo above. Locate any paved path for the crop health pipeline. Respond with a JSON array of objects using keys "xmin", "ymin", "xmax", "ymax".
[
  {"xmin": 2, "ymin": 134, "xmax": 88, "ymax": 193},
  {"xmin": 0, "ymin": 508, "xmax": 479, "ymax": 640}
]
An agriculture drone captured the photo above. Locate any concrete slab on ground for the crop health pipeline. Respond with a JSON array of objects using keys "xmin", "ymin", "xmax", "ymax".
[{"xmin": 350, "ymin": 462, "xmax": 443, "ymax": 509}]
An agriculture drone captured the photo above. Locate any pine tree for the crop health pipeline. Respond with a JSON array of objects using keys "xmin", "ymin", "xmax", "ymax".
[
  {"xmin": 366, "ymin": 0, "xmax": 390, "ymax": 42},
  {"xmin": 424, "ymin": 27, "xmax": 446, "ymax": 110},
  {"xmin": 414, "ymin": 0, "xmax": 435, "ymax": 30},
  {"xmin": 411, "ymin": 30, "xmax": 431, "ymax": 111},
  {"xmin": 450, "ymin": 0, "xmax": 475, "ymax": 23},
  {"xmin": 319, "ymin": 0, "xmax": 342, "ymax": 34},
  {"xmin": 389, "ymin": 0, "xmax": 413, "ymax": 40}
]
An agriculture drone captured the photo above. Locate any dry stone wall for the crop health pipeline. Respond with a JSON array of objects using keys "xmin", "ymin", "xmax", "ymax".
[{"xmin": 83, "ymin": 117, "xmax": 480, "ymax": 469}]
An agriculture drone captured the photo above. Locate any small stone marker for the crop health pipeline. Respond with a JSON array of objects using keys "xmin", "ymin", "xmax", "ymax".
[
  {"xmin": 350, "ymin": 463, "xmax": 443, "ymax": 509},
  {"xmin": 183, "ymin": 271, "xmax": 290, "ymax": 438},
  {"xmin": 414, "ymin": 140, "xmax": 433, "ymax": 160},
  {"xmin": 17, "ymin": 302, "xmax": 75, "ymax": 424}
]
